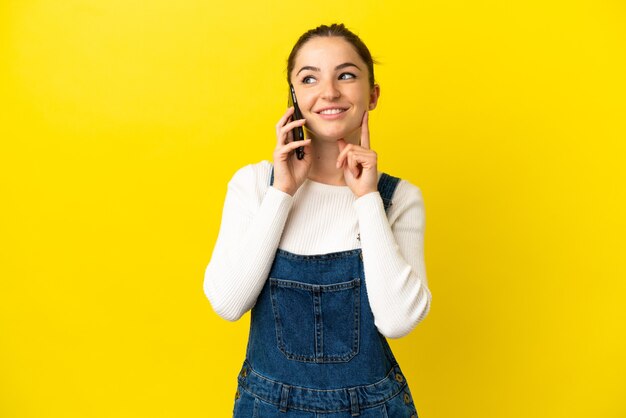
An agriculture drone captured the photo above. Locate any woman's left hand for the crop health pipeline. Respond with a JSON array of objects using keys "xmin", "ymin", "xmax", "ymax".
[{"xmin": 336, "ymin": 111, "xmax": 378, "ymax": 198}]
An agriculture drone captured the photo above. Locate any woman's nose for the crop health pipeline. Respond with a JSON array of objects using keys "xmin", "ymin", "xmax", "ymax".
[{"xmin": 320, "ymin": 80, "xmax": 341, "ymax": 100}]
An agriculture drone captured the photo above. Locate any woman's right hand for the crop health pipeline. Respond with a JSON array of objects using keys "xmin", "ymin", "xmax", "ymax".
[{"xmin": 272, "ymin": 107, "xmax": 312, "ymax": 196}]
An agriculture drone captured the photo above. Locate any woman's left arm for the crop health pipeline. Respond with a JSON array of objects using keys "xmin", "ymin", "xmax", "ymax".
[{"xmin": 354, "ymin": 183, "xmax": 432, "ymax": 339}]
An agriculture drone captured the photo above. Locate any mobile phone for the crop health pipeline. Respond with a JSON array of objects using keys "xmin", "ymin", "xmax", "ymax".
[{"xmin": 288, "ymin": 84, "xmax": 305, "ymax": 160}]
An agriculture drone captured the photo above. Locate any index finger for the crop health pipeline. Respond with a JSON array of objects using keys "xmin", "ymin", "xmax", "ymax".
[
  {"xmin": 360, "ymin": 111, "xmax": 370, "ymax": 149},
  {"xmin": 276, "ymin": 106, "xmax": 295, "ymax": 130}
]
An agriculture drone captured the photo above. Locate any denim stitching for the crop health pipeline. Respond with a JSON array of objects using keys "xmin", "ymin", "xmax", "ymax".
[
  {"xmin": 271, "ymin": 278, "xmax": 360, "ymax": 291},
  {"xmin": 313, "ymin": 287, "xmax": 323, "ymax": 359}
]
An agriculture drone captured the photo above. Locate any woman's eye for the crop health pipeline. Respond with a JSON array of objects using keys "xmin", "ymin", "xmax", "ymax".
[
  {"xmin": 339, "ymin": 72, "xmax": 356, "ymax": 80},
  {"xmin": 302, "ymin": 76, "xmax": 316, "ymax": 84}
]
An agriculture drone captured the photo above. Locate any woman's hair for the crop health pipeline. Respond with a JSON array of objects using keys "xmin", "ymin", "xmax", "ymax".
[{"xmin": 287, "ymin": 23, "xmax": 376, "ymax": 88}]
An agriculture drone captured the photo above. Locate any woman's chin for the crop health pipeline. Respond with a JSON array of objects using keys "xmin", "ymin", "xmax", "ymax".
[{"xmin": 305, "ymin": 126, "xmax": 359, "ymax": 143}]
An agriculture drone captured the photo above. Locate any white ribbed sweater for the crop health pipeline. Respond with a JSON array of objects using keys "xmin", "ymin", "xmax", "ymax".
[{"xmin": 204, "ymin": 161, "xmax": 431, "ymax": 338}]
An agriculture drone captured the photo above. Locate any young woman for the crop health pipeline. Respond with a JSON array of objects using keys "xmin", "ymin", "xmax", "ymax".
[{"xmin": 204, "ymin": 23, "xmax": 431, "ymax": 417}]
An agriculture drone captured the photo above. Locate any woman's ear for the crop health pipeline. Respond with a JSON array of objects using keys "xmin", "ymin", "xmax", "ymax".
[{"xmin": 368, "ymin": 84, "xmax": 381, "ymax": 110}]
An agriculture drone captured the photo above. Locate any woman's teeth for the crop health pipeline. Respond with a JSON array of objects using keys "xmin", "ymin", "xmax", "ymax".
[{"xmin": 319, "ymin": 109, "xmax": 345, "ymax": 115}]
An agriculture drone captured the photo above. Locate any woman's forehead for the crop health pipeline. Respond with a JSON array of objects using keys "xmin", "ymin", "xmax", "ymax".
[{"xmin": 294, "ymin": 37, "xmax": 364, "ymax": 67}]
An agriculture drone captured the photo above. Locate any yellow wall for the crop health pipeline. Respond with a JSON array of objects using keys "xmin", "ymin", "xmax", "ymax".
[{"xmin": 1, "ymin": 1, "xmax": 625, "ymax": 417}]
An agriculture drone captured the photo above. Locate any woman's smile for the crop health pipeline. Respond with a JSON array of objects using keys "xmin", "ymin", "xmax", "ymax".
[{"xmin": 315, "ymin": 106, "xmax": 349, "ymax": 119}]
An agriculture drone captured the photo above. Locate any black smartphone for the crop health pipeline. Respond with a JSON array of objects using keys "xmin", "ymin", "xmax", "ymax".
[{"xmin": 288, "ymin": 84, "xmax": 305, "ymax": 160}]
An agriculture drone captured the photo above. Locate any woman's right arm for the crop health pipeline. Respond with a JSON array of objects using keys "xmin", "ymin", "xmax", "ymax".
[
  {"xmin": 204, "ymin": 107, "xmax": 312, "ymax": 321},
  {"xmin": 203, "ymin": 164, "xmax": 294, "ymax": 321}
]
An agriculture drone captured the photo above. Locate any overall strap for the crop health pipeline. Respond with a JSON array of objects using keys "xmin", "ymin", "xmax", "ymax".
[{"xmin": 269, "ymin": 166, "xmax": 401, "ymax": 213}]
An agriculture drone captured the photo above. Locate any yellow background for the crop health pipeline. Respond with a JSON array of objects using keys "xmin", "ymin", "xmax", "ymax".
[{"xmin": 1, "ymin": 0, "xmax": 625, "ymax": 417}]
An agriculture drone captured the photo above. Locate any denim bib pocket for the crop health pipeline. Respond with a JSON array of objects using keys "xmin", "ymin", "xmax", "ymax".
[{"xmin": 269, "ymin": 277, "xmax": 360, "ymax": 363}]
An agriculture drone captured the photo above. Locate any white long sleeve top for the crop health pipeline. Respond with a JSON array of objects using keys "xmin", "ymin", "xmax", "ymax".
[{"xmin": 204, "ymin": 160, "xmax": 431, "ymax": 339}]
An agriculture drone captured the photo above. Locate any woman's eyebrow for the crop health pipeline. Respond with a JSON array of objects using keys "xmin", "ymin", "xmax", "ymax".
[
  {"xmin": 295, "ymin": 62, "xmax": 362, "ymax": 76},
  {"xmin": 335, "ymin": 62, "xmax": 361, "ymax": 71},
  {"xmin": 296, "ymin": 66, "xmax": 320, "ymax": 76}
]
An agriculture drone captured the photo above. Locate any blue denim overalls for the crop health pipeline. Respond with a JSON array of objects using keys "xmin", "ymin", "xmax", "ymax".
[{"xmin": 233, "ymin": 169, "xmax": 419, "ymax": 418}]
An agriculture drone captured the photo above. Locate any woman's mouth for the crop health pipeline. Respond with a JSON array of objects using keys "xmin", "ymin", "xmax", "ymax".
[
  {"xmin": 315, "ymin": 107, "xmax": 349, "ymax": 119},
  {"xmin": 318, "ymin": 108, "xmax": 346, "ymax": 115}
]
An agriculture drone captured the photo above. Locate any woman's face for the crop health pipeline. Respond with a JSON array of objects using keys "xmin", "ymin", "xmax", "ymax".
[{"xmin": 290, "ymin": 36, "xmax": 379, "ymax": 143}]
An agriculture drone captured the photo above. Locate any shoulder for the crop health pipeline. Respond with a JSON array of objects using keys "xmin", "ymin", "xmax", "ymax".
[
  {"xmin": 377, "ymin": 172, "xmax": 423, "ymax": 203},
  {"xmin": 229, "ymin": 160, "xmax": 273, "ymax": 187}
]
